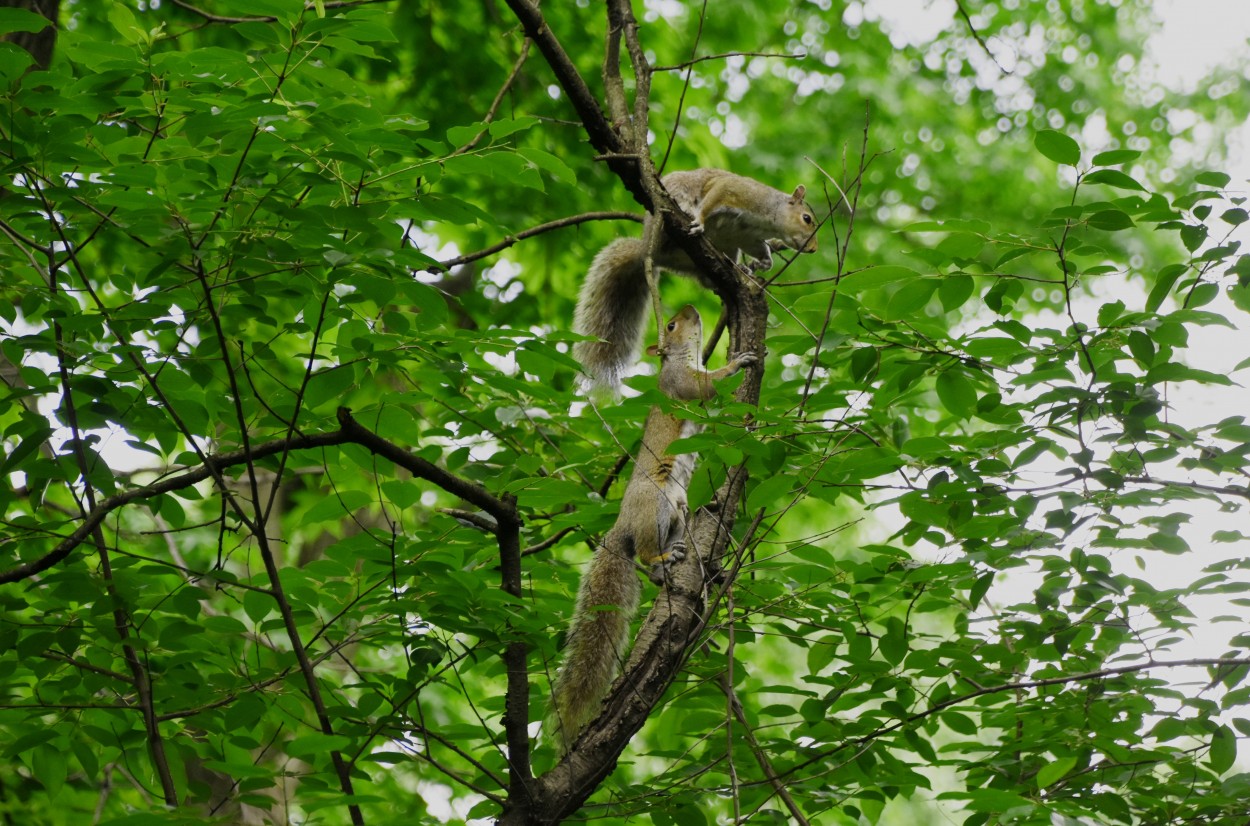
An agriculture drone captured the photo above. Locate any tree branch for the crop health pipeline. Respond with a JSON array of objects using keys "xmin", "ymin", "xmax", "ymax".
[
  {"xmin": 0, "ymin": 409, "xmax": 520, "ymax": 585},
  {"xmin": 794, "ymin": 656, "xmax": 1250, "ymax": 776},
  {"xmin": 427, "ymin": 211, "xmax": 641, "ymax": 275}
]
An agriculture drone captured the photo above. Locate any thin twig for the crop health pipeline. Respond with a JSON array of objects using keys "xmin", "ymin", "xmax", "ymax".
[
  {"xmin": 451, "ymin": 38, "xmax": 533, "ymax": 156},
  {"xmin": 428, "ymin": 211, "xmax": 641, "ymax": 274}
]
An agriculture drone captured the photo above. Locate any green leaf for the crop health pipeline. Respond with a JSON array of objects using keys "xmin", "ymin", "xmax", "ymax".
[
  {"xmin": 1146, "ymin": 264, "xmax": 1187, "ymax": 312},
  {"xmin": 31, "ymin": 744, "xmax": 67, "ymax": 799},
  {"xmin": 943, "ymin": 710, "xmax": 978, "ymax": 735},
  {"xmin": 243, "ymin": 589, "xmax": 272, "ymax": 624},
  {"xmin": 517, "ymin": 146, "xmax": 577, "ymax": 186},
  {"xmin": 1087, "ymin": 209, "xmax": 1134, "ymax": 230},
  {"xmin": 488, "ymin": 116, "xmax": 541, "ymax": 139},
  {"xmin": 0, "ymin": 7, "xmax": 52, "ymax": 35},
  {"xmin": 936, "ymin": 232, "xmax": 985, "ymax": 259},
  {"xmin": 1231, "ymin": 280, "xmax": 1250, "ymax": 314},
  {"xmin": 935, "ymin": 370, "xmax": 978, "ymax": 416},
  {"xmin": 1083, "ymin": 169, "xmax": 1147, "ymax": 192},
  {"xmin": 1209, "ymin": 724, "xmax": 1236, "ymax": 773},
  {"xmin": 938, "ymin": 274, "xmax": 975, "ymax": 312},
  {"xmin": 969, "ymin": 571, "xmax": 994, "ymax": 610},
  {"xmin": 107, "ymin": 4, "xmax": 144, "ymax": 44},
  {"xmin": 1034, "ymin": 130, "xmax": 1080, "ymax": 166},
  {"xmin": 1222, "ymin": 208, "xmax": 1249, "ymax": 226},
  {"xmin": 941, "ymin": 788, "xmax": 1036, "ymax": 813},
  {"xmin": 304, "ymin": 489, "xmax": 374, "ymax": 523},
  {"xmin": 1036, "ymin": 755, "xmax": 1077, "ymax": 788},
  {"xmin": 878, "ymin": 624, "xmax": 907, "ymax": 665},
  {"xmin": 884, "ymin": 279, "xmax": 938, "ymax": 319},
  {"xmin": 1181, "ymin": 223, "xmax": 1208, "ymax": 251},
  {"xmin": 850, "ymin": 346, "xmax": 878, "ymax": 382},
  {"xmin": 1196, "ymin": 171, "xmax": 1232, "ymax": 188},
  {"xmin": 839, "ymin": 265, "xmax": 921, "ymax": 292},
  {"xmin": 1091, "ymin": 148, "xmax": 1141, "ymax": 166},
  {"xmin": 1127, "ymin": 330, "xmax": 1155, "ymax": 366},
  {"xmin": 0, "ymin": 416, "xmax": 53, "ymax": 477}
]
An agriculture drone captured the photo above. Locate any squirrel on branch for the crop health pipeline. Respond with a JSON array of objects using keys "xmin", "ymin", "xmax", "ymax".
[
  {"xmin": 548, "ymin": 304, "xmax": 755, "ymax": 754},
  {"xmin": 573, "ymin": 168, "xmax": 818, "ymax": 392}
]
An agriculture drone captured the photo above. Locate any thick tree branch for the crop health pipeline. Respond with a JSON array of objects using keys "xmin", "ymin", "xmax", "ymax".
[
  {"xmin": 501, "ymin": 0, "xmax": 643, "ymax": 194},
  {"xmin": 495, "ymin": 4, "xmax": 781, "ymax": 822},
  {"xmin": 503, "ymin": 288, "xmax": 770, "ymax": 825},
  {"xmin": 0, "ymin": 409, "xmax": 519, "ymax": 585},
  {"xmin": 336, "ymin": 408, "xmax": 518, "ymax": 526}
]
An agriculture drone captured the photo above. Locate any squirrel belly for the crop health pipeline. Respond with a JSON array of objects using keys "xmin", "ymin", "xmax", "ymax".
[{"xmin": 572, "ymin": 169, "xmax": 817, "ymax": 393}]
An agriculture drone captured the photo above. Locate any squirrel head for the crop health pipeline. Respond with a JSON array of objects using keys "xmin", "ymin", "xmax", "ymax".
[
  {"xmin": 646, "ymin": 305, "xmax": 703, "ymax": 362},
  {"xmin": 788, "ymin": 186, "xmax": 819, "ymax": 254}
]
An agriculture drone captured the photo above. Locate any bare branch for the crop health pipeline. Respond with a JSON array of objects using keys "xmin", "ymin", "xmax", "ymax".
[
  {"xmin": 653, "ymin": 49, "xmax": 804, "ymax": 73},
  {"xmin": 953, "ymin": 0, "xmax": 1012, "ymax": 75},
  {"xmin": 427, "ymin": 211, "xmax": 641, "ymax": 274}
]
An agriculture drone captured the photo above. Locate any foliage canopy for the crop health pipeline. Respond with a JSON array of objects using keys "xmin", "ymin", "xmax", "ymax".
[{"xmin": 0, "ymin": 1, "xmax": 1248, "ymax": 824}]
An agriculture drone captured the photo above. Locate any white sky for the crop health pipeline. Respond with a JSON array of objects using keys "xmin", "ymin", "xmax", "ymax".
[{"xmin": 1151, "ymin": 0, "xmax": 1250, "ymax": 91}]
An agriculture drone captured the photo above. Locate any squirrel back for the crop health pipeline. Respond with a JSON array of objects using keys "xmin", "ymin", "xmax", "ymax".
[
  {"xmin": 573, "ymin": 169, "xmax": 816, "ymax": 393},
  {"xmin": 548, "ymin": 305, "xmax": 756, "ymax": 753}
]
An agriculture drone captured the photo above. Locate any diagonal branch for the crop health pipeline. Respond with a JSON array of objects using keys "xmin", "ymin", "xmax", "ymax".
[{"xmin": 501, "ymin": 0, "xmax": 631, "ymax": 172}]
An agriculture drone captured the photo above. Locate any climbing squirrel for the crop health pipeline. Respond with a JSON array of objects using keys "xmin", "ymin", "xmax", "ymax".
[
  {"xmin": 573, "ymin": 168, "xmax": 818, "ymax": 392},
  {"xmin": 548, "ymin": 305, "xmax": 756, "ymax": 753}
]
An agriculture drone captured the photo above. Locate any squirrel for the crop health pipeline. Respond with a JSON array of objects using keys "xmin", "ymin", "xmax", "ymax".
[
  {"xmin": 573, "ymin": 168, "xmax": 818, "ymax": 392},
  {"xmin": 548, "ymin": 304, "xmax": 756, "ymax": 753}
]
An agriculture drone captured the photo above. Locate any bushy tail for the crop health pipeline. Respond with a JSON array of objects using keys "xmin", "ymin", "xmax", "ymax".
[
  {"xmin": 548, "ymin": 535, "xmax": 640, "ymax": 754},
  {"xmin": 573, "ymin": 238, "xmax": 650, "ymax": 393}
]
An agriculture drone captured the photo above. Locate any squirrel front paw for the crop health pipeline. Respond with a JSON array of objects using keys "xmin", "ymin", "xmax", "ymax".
[
  {"xmin": 733, "ymin": 352, "xmax": 760, "ymax": 369},
  {"xmin": 688, "ymin": 220, "xmax": 706, "ymax": 236}
]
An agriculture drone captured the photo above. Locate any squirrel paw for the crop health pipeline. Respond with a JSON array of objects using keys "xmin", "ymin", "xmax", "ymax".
[
  {"xmin": 735, "ymin": 352, "xmax": 760, "ymax": 367},
  {"xmin": 688, "ymin": 220, "xmax": 706, "ymax": 236},
  {"xmin": 647, "ymin": 542, "xmax": 686, "ymax": 585}
]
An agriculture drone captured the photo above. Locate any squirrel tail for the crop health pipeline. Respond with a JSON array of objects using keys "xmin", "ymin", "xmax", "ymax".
[
  {"xmin": 548, "ymin": 532, "xmax": 640, "ymax": 754},
  {"xmin": 573, "ymin": 238, "xmax": 650, "ymax": 392}
]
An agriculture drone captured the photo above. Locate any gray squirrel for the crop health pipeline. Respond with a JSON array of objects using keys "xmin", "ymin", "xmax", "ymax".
[
  {"xmin": 548, "ymin": 305, "xmax": 756, "ymax": 753},
  {"xmin": 573, "ymin": 169, "xmax": 818, "ymax": 392}
]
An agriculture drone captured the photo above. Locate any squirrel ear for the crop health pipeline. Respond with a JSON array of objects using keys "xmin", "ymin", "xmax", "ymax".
[{"xmin": 791, "ymin": 185, "xmax": 806, "ymax": 202}]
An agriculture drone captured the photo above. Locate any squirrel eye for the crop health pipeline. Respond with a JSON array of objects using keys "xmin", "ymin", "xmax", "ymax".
[
  {"xmin": 803, "ymin": 214, "xmax": 813, "ymax": 224},
  {"xmin": 667, "ymin": 321, "xmax": 677, "ymax": 331}
]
